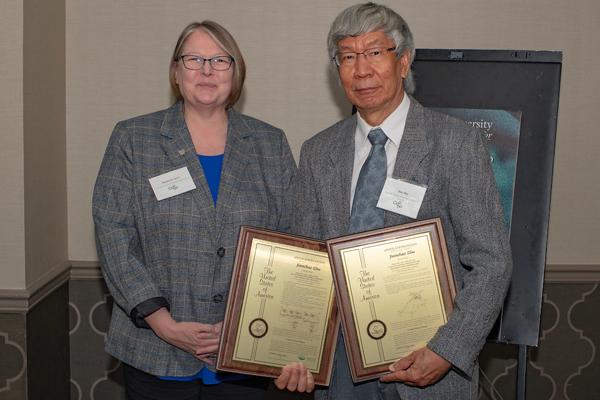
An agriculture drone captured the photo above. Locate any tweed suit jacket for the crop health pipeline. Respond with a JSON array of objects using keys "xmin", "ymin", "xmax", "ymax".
[
  {"xmin": 293, "ymin": 98, "xmax": 512, "ymax": 399},
  {"xmin": 93, "ymin": 101, "xmax": 296, "ymax": 377}
]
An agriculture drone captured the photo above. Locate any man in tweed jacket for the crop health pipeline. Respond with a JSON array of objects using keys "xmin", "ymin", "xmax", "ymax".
[{"xmin": 280, "ymin": 3, "xmax": 512, "ymax": 399}]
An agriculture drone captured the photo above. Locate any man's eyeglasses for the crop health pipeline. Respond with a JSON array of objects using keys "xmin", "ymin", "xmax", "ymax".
[
  {"xmin": 333, "ymin": 47, "xmax": 396, "ymax": 67},
  {"xmin": 179, "ymin": 54, "xmax": 234, "ymax": 71}
]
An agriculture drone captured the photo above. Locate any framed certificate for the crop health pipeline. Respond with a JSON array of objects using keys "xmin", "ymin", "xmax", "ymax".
[
  {"xmin": 326, "ymin": 218, "xmax": 456, "ymax": 382},
  {"xmin": 217, "ymin": 226, "xmax": 338, "ymax": 385}
]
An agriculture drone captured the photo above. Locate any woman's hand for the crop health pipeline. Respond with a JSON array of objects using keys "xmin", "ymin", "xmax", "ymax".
[
  {"xmin": 274, "ymin": 362, "xmax": 315, "ymax": 393},
  {"xmin": 145, "ymin": 308, "xmax": 222, "ymax": 364}
]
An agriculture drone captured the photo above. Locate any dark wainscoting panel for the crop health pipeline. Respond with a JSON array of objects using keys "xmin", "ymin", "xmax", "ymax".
[
  {"xmin": 26, "ymin": 282, "xmax": 70, "ymax": 399},
  {"xmin": 0, "ymin": 313, "xmax": 27, "ymax": 399},
  {"xmin": 0, "ymin": 281, "xmax": 70, "ymax": 400},
  {"xmin": 479, "ymin": 283, "xmax": 600, "ymax": 399},
  {"xmin": 69, "ymin": 279, "xmax": 124, "ymax": 400},
  {"xmin": 67, "ymin": 276, "xmax": 600, "ymax": 400}
]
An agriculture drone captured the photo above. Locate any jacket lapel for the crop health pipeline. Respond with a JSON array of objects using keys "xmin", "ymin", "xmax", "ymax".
[
  {"xmin": 213, "ymin": 109, "xmax": 252, "ymax": 242},
  {"xmin": 385, "ymin": 98, "xmax": 431, "ymax": 226},
  {"xmin": 159, "ymin": 101, "xmax": 218, "ymax": 238},
  {"xmin": 325, "ymin": 116, "xmax": 357, "ymax": 236}
]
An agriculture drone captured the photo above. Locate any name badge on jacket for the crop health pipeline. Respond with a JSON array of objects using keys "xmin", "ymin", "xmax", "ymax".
[
  {"xmin": 149, "ymin": 166, "xmax": 197, "ymax": 201},
  {"xmin": 377, "ymin": 178, "xmax": 426, "ymax": 219}
]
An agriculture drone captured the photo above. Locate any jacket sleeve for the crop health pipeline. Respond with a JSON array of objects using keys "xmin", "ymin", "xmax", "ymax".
[
  {"xmin": 427, "ymin": 129, "xmax": 513, "ymax": 377},
  {"xmin": 291, "ymin": 141, "xmax": 323, "ymax": 239},
  {"xmin": 92, "ymin": 121, "xmax": 164, "ymax": 316}
]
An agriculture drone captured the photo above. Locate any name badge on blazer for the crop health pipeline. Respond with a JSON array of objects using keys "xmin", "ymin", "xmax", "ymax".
[
  {"xmin": 149, "ymin": 166, "xmax": 197, "ymax": 201},
  {"xmin": 377, "ymin": 178, "xmax": 427, "ymax": 219}
]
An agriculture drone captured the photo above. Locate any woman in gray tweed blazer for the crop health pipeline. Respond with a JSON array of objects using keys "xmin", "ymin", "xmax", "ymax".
[{"xmin": 93, "ymin": 21, "xmax": 296, "ymax": 399}]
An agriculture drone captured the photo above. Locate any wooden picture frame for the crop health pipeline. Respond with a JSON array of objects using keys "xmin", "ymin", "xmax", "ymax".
[
  {"xmin": 326, "ymin": 218, "xmax": 456, "ymax": 382},
  {"xmin": 217, "ymin": 226, "xmax": 338, "ymax": 385}
]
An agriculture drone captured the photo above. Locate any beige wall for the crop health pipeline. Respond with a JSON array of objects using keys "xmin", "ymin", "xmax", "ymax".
[
  {"xmin": 0, "ymin": 0, "xmax": 67, "ymax": 291},
  {"xmin": 67, "ymin": 0, "xmax": 600, "ymax": 266},
  {"xmin": 23, "ymin": 0, "xmax": 68, "ymax": 289},
  {"xmin": 0, "ymin": 0, "xmax": 25, "ymax": 289},
  {"xmin": 0, "ymin": 0, "xmax": 597, "ymax": 288}
]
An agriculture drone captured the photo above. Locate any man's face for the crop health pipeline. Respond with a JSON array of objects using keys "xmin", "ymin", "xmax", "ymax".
[{"xmin": 337, "ymin": 31, "xmax": 409, "ymax": 125}]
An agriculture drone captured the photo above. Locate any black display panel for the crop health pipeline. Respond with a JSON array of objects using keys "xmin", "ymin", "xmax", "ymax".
[{"xmin": 412, "ymin": 49, "xmax": 562, "ymax": 346}]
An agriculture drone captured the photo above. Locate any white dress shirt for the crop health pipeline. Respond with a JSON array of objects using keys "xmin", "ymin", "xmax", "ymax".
[{"xmin": 350, "ymin": 95, "xmax": 411, "ymax": 207}]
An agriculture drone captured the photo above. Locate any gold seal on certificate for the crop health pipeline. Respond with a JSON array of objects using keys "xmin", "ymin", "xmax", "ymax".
[
  {"xmin": 326, "ymin": 218, "xmax": 456, "ymax": 382},
  {"xmin": 217, "ymin": 227, "xmax": 338, "ymax": 386},
  {"xmin": 248, "ymin": 318, "xmax": 268, "ymax": 338},
  {"xmin": 367, "ymin": 320, "xmax": 387, "ymax": 340}
]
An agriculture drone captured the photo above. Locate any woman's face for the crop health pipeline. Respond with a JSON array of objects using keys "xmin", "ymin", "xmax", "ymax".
[{"xmin": 174, "ymin": 29, "xmax": 233, "ymax": 111}]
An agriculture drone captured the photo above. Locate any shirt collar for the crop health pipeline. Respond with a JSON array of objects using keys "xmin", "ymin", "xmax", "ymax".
[{"xmin": 356, "ymin": 94, "xmax": 410, "ymax": 147}]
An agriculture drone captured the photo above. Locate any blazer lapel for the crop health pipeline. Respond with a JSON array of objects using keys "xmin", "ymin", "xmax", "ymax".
[
  {"xmin": 325, "ymin": 116, "xmax": 357, "ymax": 235},
  {"xmin": 385, "ymin": 98, "xmax": 431, "ymax": 226},
  {"xmin": 159, "ymin": 102, "xmax": 218, "ymax": 237},
  {"xmin": 213, "ymin": 109, "xmax": 252, "ymax": 242}
]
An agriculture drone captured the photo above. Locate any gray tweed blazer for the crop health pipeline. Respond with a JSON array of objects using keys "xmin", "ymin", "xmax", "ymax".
[
  {"xmin": 93, "ymin": 101, "xmax": 296, "ymax": 377},
  {"xmin": 293, "ymin": 98, "xmax": 512, "ymax": 399}
]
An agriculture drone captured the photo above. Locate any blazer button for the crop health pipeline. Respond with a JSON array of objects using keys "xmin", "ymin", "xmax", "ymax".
[
  {"xmin": 217, "ymin": 247, "xmax": 225, "ymax": 258},
  {"xmin": 213, "ymin": 294, "xmax": 223, "ymax": 303}
]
